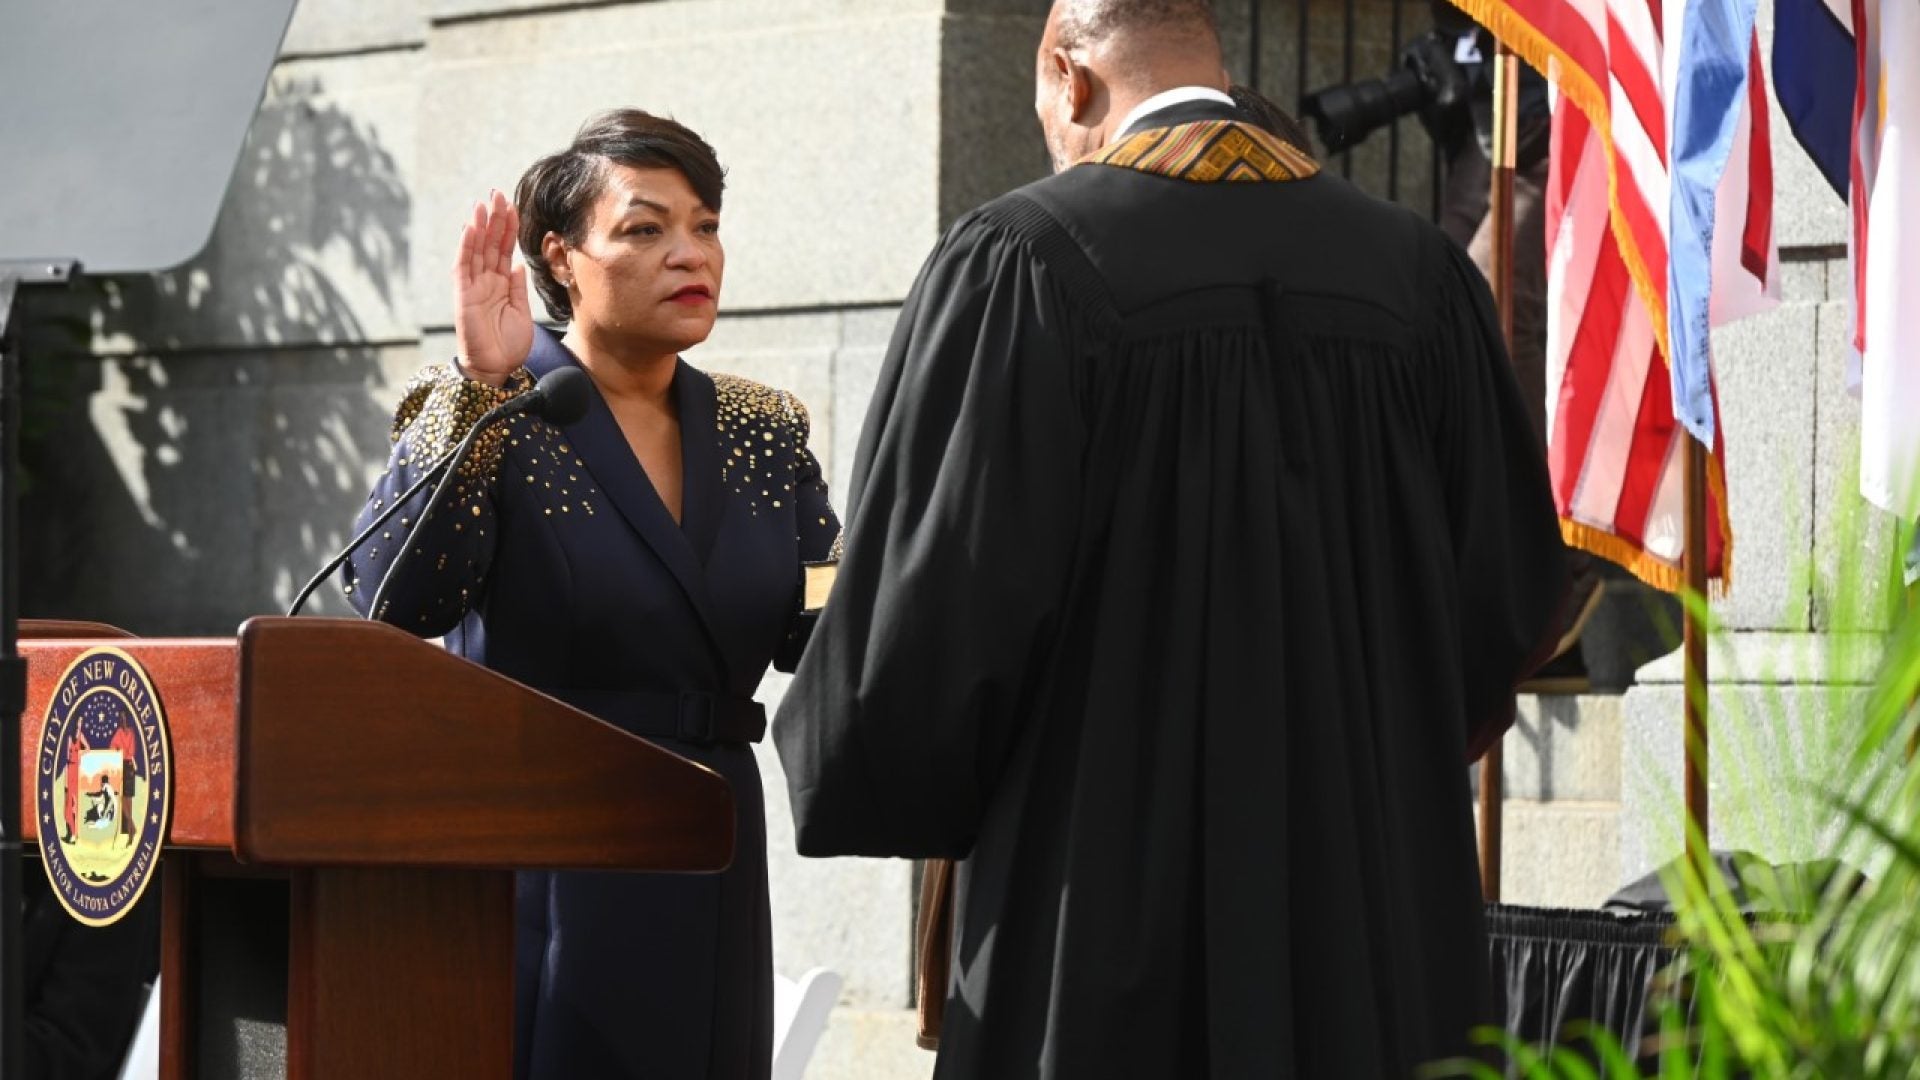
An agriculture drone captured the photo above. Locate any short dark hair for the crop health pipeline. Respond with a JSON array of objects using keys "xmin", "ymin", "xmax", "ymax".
[
  {"xmin": 514, "ymin": 109, "xmax": 727, "ymax": 321},
  {"xmin": 1055, "ymin": 0, "xmax": 1220, "ymax": 51},
  {"xmin": 1228, "ymin": 84, "xmax": 1313, "ymax": 149}
]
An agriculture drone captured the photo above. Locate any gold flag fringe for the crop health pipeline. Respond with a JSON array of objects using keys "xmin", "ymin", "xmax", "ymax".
[
  {"xmin": 1559, "ymin": 427, "xmax": 1736, "ymax": 599},
  {"xmin": 1445, "ymin": 0, "xmax": 1736, "ymax": 600},
  {"xmin": 1441, "ymin": 0, "xmax": 1674, "ymax": 368}
]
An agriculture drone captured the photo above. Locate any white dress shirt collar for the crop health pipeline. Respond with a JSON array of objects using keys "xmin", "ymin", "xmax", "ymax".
[{"xmin": 1114, "ymin": 85, "xmax": 1237, "ymax": 138}]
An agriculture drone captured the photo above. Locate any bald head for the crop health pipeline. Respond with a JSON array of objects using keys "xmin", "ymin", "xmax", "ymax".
[
  {"xmin": 1035, "ymin": 0, "xmax": 1228, "ymax": 172},
  {"xmin": 1052, "ymin": 0, "xmax": 1221, "ymax": 54}
]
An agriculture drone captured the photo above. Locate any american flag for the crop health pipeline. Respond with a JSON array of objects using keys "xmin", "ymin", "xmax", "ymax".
[{"xmin": 1449, "ymin": 0, "xmax": 1778, "ymax": 590}]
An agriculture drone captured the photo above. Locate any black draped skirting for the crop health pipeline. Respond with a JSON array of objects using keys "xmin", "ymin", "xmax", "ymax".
[{"xmin": 1486, "ymin": 904, "xmax": 1680, "ymax": 1064}]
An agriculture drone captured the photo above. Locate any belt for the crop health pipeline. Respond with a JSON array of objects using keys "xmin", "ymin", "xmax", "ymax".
[{"xmin": 549, "ymin": 687, "xmax": 767, "ymax": 745}]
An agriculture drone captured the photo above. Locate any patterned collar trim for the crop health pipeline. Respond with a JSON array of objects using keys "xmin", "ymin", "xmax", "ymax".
[{"xmin": 1079, "ymin": 119, "xmax": 1320, "ymax": 183}]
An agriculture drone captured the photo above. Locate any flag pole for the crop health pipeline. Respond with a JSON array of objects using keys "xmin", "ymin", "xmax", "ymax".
[
  {"xmin": 1478, "ymin": 39, "xmax": 1521, "ymax": 904},
  {"xmin": 1905, "ymin": 524, "xmax": 1917, "ymax": 760},
  {"xmin": 1683, "ymin": 436, "xmax": 1710, "ymax": 868},
  {"xmin": 1907, "ymin": 522, "xmax": 1918, "ymax": 616}
]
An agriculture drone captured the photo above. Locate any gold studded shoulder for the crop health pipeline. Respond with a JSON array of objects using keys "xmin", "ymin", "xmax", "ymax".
[
  {"xmin": 711, "ymin": 372, "xmax": 807, "ymax": 424},
  {"xmin": 783, "ymin": 387, "xmax": 812, "ymax": 435},
  {"xmin": 711, "ymin": 373, "xmax": 812, "ymax": 513},
  {"xmin": 391, "ymin": 362, "xmax": 535, "ymax": 481}
]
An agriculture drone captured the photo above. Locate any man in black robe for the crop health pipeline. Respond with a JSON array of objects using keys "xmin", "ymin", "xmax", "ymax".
[{"xmin": 774, "ymin": 1, "xmax": 1569, "ymax": 1074}]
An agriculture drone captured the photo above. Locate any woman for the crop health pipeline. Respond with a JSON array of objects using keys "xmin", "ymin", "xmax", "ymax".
[{"xmin": 344, "ymin": 109, "xmax": 838, "ymax": 1079}]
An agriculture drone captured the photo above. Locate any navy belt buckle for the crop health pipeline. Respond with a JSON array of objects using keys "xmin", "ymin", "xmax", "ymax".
[{"xmin": 676, "ymin": 691, "xmax": 717, "ymax": 742}]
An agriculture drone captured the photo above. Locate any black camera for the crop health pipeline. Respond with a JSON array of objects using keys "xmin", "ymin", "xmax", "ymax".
[{"xmin": 1300, "ymin": 32, "xmax": 1473, "ymax": 153}]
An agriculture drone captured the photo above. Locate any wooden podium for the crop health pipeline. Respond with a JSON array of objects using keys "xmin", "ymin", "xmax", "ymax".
[{"xmin": 18, "ymin": 617, "xmax": 735, "ymax": 1080}]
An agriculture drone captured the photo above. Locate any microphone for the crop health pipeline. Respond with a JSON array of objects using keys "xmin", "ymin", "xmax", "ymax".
[
  {"xmin": 485, "ymin": 363, "xmax": 590, "ymax": 426},
  {"xmin": 286, "ymin": 365, "xmax": 592, "ymax": 617}
]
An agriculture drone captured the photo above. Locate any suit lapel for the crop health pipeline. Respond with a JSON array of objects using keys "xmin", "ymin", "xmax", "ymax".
[
  {"xmin": 677, "ymin": 364, "xmax": 773, "ymax": 685},
  {"xmin": 674, "ymin": 363, "xmax": 724, "ymax": 568},
  {"xmin": 526, "ymin": 331, "xmax": 730, "ymax": 673}
]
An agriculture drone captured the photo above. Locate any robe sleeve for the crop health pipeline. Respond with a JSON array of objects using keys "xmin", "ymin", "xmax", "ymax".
[
  {"xmin": 773, "ymin": 206, "xmax": 1090, "ymax": 858},
  {"xmin": 773, "ymin": 390, "xmax": 842, "ymax": 673},
  {"xmin": 1428, "ymin": 237, "xmax": 1570, "ymax": 760},
  {"xmin": 341, "ymin": 361, "xmax": 533, "ymax": 636}
]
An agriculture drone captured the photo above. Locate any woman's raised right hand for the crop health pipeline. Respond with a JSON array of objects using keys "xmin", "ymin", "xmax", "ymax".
[{"xmin": 453, "ymin": 189, "xmax": 534, "ymax": 387}]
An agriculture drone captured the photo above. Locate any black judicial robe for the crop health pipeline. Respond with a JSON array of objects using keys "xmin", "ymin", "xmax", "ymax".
[
  {"xmin": 344, "ymin": 329, "xmax": 838, "ymax": 1080},
  {"xmin": 775, "ymin": 101, "xmax": 1567, "ymax": 1077}
]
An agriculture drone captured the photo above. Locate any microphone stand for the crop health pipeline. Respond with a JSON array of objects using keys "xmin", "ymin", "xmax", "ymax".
[
  {"xmin": 291, "ymin": 384, "xmax": 543, "ymax": 620},
  {"xmin": 0, "ymin": 258, "xmax": 77, "ymax": 1080},
  {"xmin": 292, "ymin": 366, "xmax": 584, "ymax": 622},
  {"xmin": 365, "ymin": 398, "xmax": 526, "ymax": 622},
  {"xmin": 360, "ymin": 366, "xmax": 593, "ymax": 625},
  {"xmin": 285, "ymin": 444, "xmax": 461, "ymax": 617}
]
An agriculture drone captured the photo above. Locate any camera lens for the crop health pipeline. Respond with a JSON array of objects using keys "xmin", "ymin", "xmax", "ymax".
[{"xmin": 1301, "ymin": 68, "xmax": 1429, "ymax": 153}]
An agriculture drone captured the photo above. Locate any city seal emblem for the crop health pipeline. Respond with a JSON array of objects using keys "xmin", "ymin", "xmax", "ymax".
[{"xmin": 35, "ymin": 648, "xmax": 172, "ymax": 926}]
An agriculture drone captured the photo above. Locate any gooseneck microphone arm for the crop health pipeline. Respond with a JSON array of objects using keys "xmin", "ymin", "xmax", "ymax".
[
  {"xmin": 287, "ymin": 364, "xmax": 590, "ymax": 619},
  {"xmin": 362, "ymin": 401, "xmax": 514, "ymax": 623},
  {"xmin": 363, "ymin": 365, "xmax": 589, "ymax": 624},
  {"xmin": 284, "ymin": 445, "xmax": 459, "ymax": 617}
]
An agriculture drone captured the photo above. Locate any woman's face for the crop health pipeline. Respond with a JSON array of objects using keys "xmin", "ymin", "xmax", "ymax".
[{"xmin": 550, "ymin": 164, "xmax": 724, "ymax": 355}]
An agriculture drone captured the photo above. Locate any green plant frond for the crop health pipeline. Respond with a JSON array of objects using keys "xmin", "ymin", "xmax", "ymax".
[
  {"xmin": 1820, "ymin": 790, "xmax": 1920, "ymax": 890},
  {"xmin": 1655, "ymin": 1003, "xmax": 1695, "ymax": 1080},
  {"xmin": 1560, "ymin": 1021, "xmax": 1644, "ymax": 1080},
  {"xmin": 1674, "ymin": 586, "xmax": 1719, "ymax": 638},
  {"xmin": 1859, "ymin": 632, "xmax": 1920, "ymax": 755},
  {"xmin": 1697, "ymin": 1005, "xmax": 1732, "ymax": 1079},
  {"xmin": 1459, "ymin": 1026, "xmax": 1564, "ymax": 1079},
  {"xmin": 1543, "ymin": 1042, "xmax": 1604, "ymax": 1080},
  {"xmin": 1663, "ymin": 853, "xmax": 1768, "ymax": 980},
  {"xmin": 1416, "ymin": 1055, "xmax": 1508, "ymax": 1080},
  {"xmin": 1857, "ymin": 921, "xmax": 1920, "ymax": 1045},
  {"xmin": 1508, "ymin": 1036, "xmax": 1556, "ymax": 1078}
]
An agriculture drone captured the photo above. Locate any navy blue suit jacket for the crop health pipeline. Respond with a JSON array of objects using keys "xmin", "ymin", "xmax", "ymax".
[{"xmin": 346, "ymin": 328, "xmax": 838, "ymax": 1078}]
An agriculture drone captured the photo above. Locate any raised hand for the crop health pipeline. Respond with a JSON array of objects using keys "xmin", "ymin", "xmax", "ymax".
[{"xmin": 453, "ymin": 189, "xmax": 535, "ymax": 387}]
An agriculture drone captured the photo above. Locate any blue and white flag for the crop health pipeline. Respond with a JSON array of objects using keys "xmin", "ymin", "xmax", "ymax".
[{"xmin": 1665, "ymin": 0, "xmax": 1779, "ymax": 447}]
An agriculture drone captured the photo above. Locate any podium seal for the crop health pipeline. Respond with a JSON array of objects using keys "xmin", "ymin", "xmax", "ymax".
[{"xmin": 35, "ymin": 647, "xmax": 172, "ymax": 926}]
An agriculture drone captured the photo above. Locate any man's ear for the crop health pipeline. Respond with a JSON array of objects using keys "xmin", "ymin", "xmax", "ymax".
[
  {"xmin": 1044, "ymin": 47, "xmax": 1089, "ymax": 122},
  {"xmin": 1062, "ymin": 54, "xmax": 1094, "ymax": 123}
]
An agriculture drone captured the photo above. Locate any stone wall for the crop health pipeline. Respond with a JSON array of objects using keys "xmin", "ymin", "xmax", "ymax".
[{"xmin": 21, "ymin": 47, "xmax": 424, "ymax": 632}]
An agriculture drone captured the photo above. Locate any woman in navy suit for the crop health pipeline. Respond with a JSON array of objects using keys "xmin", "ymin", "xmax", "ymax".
[{"xmin": 344, "ymin": 109, "xmax": 838, "ymax": 1080}]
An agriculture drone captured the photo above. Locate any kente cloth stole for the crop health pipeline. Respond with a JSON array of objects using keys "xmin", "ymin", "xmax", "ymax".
[{"xmin": 1080, "ymin": 119, "xmax": 1320, "ymax": 183}]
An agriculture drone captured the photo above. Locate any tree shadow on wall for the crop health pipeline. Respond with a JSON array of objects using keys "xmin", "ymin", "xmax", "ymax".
[{"xmin": 20, "ymin": 77, "xmax": 412, "ymax": 635}]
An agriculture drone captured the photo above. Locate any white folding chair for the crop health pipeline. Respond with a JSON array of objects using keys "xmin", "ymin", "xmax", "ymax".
[
  {"xmin": 771, "ymin": 967, "xmax": 843, "ymax": 1080},
  {"xmin": 114, "ymin": 976, "xmax": 160, "ymax": 1080}
]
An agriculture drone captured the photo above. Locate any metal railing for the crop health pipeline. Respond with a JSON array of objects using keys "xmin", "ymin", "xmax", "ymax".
[{"xmin": 1237, "ymin": 0, "xmax": 1446, "ymax": 219}]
